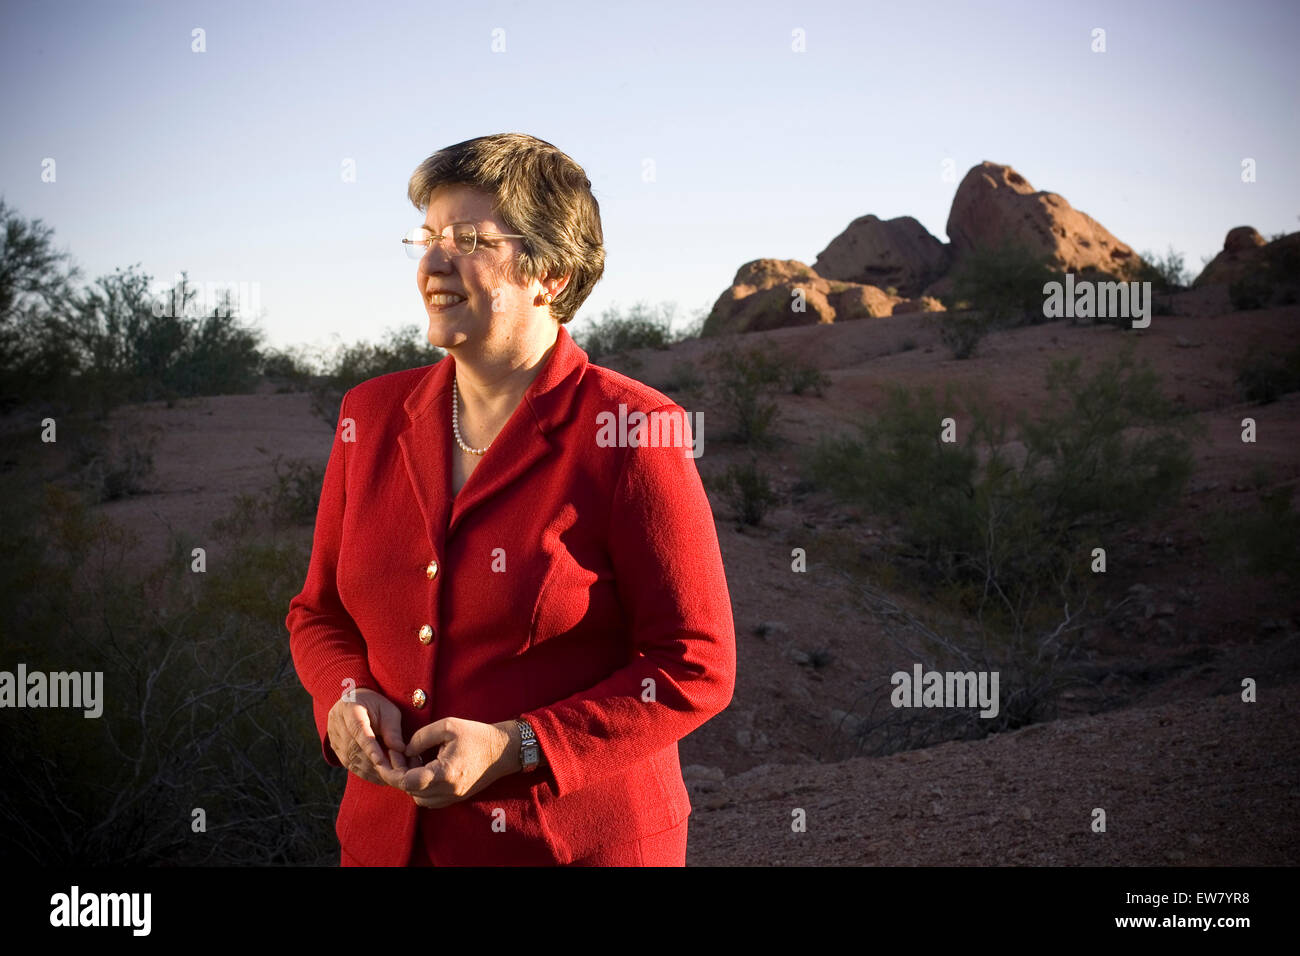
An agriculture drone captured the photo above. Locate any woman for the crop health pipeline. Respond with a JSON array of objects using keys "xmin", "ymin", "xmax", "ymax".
[{"xmin": 286, "ymin": 133, "xmax": 736, "ymax": 866}]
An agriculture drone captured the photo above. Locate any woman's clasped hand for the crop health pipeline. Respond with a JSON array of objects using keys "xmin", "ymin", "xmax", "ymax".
[{"xmin": 327, "ymin": 689, "xmax": 515, "ymax": 808}]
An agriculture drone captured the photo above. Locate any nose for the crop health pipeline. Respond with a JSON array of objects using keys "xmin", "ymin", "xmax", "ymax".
[{"xmin": 417, "ymin": 241, "xmax": 456, "ymax": 278}]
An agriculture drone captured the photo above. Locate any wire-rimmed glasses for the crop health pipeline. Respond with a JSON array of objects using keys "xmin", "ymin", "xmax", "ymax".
[{"xmin": 402, "ymin": 222, "xmax": 526, "ymax": 260}]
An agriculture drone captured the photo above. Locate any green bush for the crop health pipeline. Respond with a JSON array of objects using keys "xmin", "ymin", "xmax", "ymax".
[
  {"xmin": 1206, "ymin": 481, "xmax": 1300, "ymax": 584},
  {"xmin": 310, "ymin": 324, "xmax": 444, "ymax": 426},
  {"xmin": 268, "ymin": 455, "xmax": 326, "ymax": 526},
  {"xmin": 1136, "ymin": 246, "xmax": 1189, "ymax": 292},
  {"xmin": 68, "ymin": 421, "xmax": 159, "ymax": 502},
  {"xmin": 714, "ymin": 458, "xmax": 779, "ymax": 526},
  {"xmin": 259, "ymin": 348, "xmax": 315, "ymax": 393},
  {"xmin": 1235, "ymin": 344, "xmax": 1300, "ymax": 403},
  {"xmin": 805, "ymin": 341, "xmax": 1203, "ymax": 730},
  {"xmin": 0, "ymin": 198, "xmax": 84, "ymax": 411},
  {"xmin": 211, "ymin": 455, "xmax": 326, "ymax": 532},
  {"xmin": 785, "ymin": 360, "xmax": 831, "ymax": 396},
  {"xmin": 935, "ymin": 311, "xmax": 992, "ymax": 359},
  {"xmin": 806, "ymin": 343, "xmax": 1201, "ymax": 738},
  {"xmin": 658, "ymin": 359, "xmax": 704, "ymax": 398},
  {"xmin": 949, "ymin": 240, "xmax": 1061, "ymax": 327},
  {"xmin": 1230, "ymin": 274, "xmax": 1270, "ymax": 310},
  {"xmin": 704, "ymin": 345, "xmax": 786, "ymax": 446},
  {"xmin": 65, "ymin": 268, "xmax": 266, "ymax": 413},
  {"xmin": 574, "ymin": 301, "xmax": 675, "ymax": 360},
  {"xmin": 0, "ymin": 469, "xmax": 341, "ymax": 865}
]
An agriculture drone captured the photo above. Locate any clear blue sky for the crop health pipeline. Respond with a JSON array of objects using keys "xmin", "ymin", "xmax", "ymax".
[{"xmin": 2, "ymin": 0, "xmax": 1297, "ymax": 352}]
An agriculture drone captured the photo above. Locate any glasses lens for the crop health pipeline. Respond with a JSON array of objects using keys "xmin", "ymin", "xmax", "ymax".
[
  {"xmin": 404, "ymin": 226, "xmax": 432, "ymax": 260},
  {"xmin": 452, "ymin": 223, "xmax": 476, "ymax": 255}
]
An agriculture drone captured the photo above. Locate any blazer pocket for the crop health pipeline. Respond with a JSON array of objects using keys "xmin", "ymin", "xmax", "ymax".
[{"xmin": 526, "ymin": 504, "xmax": 604, "ymax": 651}]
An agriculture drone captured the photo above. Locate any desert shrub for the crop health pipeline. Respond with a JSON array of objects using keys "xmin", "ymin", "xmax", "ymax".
[
  {"xmin": 704, "ymin": 345, "xmax": 785, "ymax": 446},
  {"xmin": 259, "ymin": 347, "xmax": 315, "ymax": 393},
  {"xmin": 806, "ymin": 341, "xmax": 1203, "ymax": 745},
  {"xmin": 574, "ymin": 301, "xmax": 709, "ymax": 361},
  {"xmin": 210, "ymin": 455, "xmax": 325, "ymax": 532},
  {"xmin": 1136, "ymin": 246, "xmax": 1189, "ymax": 292},
  {"xmin": 1221, "ymin": 238, "xmax": 1300, "ymax": 310},
  {"xmin": 310, "ymin": 324, "xmax": 443, "ymax": 426},
  {"xmin": 785, "ymin": 360, "xmax": 831, "ymax": 396},
  {"xmin": 934, "ymin": 311, "xmax": 992, "ymax": 359},
  {"xmin": 1263, "ymin": 235, "xmax": 1300, "ymax": 282},
  {"xmin": 0, "ymin": 471, "xmax": 341, "ymax": 866},
  {"xmin": 1229, "ymin": 274, "xmax": 1270, "ymax": 310},
  {"xmin": 713, "ymin": 458, "xmax": 779, "ymax": 526},
  {"xmin": 574, "ymin": 301, "xmax": 675, "ymax": 360},
  {"xmin": 65, "ymin": 268, "xmax": 265, "ymax": 412},
  {"xmin": 3, "ymin": 204, "xmax": 271, "ymax": 414},
  {"xmin": 68, "ymin": 421, "xmax": 159, "ymax": 502},
  {"xmin": 658, "ymin": 359, "xmax": 704, "ymax": 398},
  {"xmin": 666, "ymin": 306, "xmax": 707, "ymax": 343},
  {"xmin": 1235, "ymin": 344, "xmax": 1300, "ymax": 403},
  {"xmin": 1205, "ymin": 478, "xmax": 1300, "ymax": 584},
  {"xmin": 807, "ymin": 381, "xmax": 982, "ymax": 569},
  {"xmin": 268, "ymin": 455, "xmax": 325, "ymax": 526},
  {"xmin": 0, "ymin": 199, "xmax": 85, "ymax": 411},
  {"xmin": 808, "ymin": 647, "xmax": 834, "ymax": 669},
  {"xmin": 949, "ymin": 240, "xmax": 1061, "ymax": 327}
]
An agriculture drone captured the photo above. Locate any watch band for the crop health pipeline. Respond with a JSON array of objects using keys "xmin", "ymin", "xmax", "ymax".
[{"xmin": 516, "ymin": 719, "xmax": 540, "ymax": 773}]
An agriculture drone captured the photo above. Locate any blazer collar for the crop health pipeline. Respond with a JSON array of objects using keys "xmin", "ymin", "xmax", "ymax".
[
  {"xmin": 397, "ymin": 325, "xmax": 589, "ymax": 543},
  {"xmin": 402, "ymin": 323, "xmax": 587, "ymax": 433}
]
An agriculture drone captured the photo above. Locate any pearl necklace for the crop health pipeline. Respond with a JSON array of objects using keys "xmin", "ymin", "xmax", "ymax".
[{"xmin": 452, "ymin": 377, "xmax": 491, "ymax": 456}]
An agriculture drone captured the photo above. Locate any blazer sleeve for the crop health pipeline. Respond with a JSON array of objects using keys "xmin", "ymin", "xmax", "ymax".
[
  {"xmin": 286, "ymin": 388, "xmax": 380, "ymax": 766},
  {"xmin": 520, "ymin": 403, "xmax": 736, "ymax": 798}
]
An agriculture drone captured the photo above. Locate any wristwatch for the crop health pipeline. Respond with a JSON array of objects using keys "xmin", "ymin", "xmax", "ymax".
[{"xmin": 516, "ymin": 719, "xmax": 540, "ymax": 774}]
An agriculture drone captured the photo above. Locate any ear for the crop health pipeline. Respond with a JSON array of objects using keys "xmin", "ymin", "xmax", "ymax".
[{"xmin": 547, "ymin": 273, "xmax": 573, "ymax": 300}]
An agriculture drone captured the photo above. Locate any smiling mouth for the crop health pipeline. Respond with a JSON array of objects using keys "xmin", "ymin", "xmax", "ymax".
[{"xmin": 427, "ymin": 294, "xmax": 467, "ymax": 308}]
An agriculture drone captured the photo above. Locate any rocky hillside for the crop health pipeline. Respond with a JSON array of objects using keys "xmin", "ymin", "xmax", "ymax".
[{"xmin": 702, "ymin": 160, "xmax": 1296, "ymax": 337}]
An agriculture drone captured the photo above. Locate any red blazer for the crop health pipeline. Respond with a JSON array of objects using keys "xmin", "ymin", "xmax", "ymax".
[{"xmin": 286, "ymin": 325, "xmax": 736, "ymax": 865}]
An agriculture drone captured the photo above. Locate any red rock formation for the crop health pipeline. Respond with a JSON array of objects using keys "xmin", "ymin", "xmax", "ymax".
[
  {"xmin": 813, "ymin": 214, "xmax": 950, "ymax": 297},
  {"xmin": 944, "ymin": 161, "xmax": 1138, "ymax": 280}
]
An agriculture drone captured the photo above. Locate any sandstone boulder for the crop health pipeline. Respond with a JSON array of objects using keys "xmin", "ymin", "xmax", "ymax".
[
  {"xmin": 813, "ymin": 215, "xmax": 951, "ymax": 297},
  {"xmin": 892, "ymin": 296, "xmax": 945, "ymax": 315},
  {"xmin": 1193, "ymin": 226, "xmax": 1297, "ymax": 288},
  {"xmin": 1224, "ymin": 226, "xmax": 1267, "ymax": 254},
  {"xmin": 827, "ymin": 282, "xmax": 898, "ymax": 321},
  {"xmin": 702, "ymin": 259, "xmax": 897, "ymax": 336},
  {"xmin": 946, "ymin": 161, "xmax": 1139, "ymax": 279}
]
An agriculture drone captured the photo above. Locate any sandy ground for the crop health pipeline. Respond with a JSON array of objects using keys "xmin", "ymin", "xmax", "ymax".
[{"xmin": 71, "ymin": 292, "xmax": 1300, "ymax": 865}]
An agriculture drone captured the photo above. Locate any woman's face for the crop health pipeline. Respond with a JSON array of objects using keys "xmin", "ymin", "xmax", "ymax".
[{"xmin": 415, "ymin": 183, "xmax": 542, "ymax": 352}]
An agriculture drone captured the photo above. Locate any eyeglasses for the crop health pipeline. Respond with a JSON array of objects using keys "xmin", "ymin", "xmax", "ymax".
[{"xmin": 402, "ymin": 222, "xmax": 526, "ymax": 260}]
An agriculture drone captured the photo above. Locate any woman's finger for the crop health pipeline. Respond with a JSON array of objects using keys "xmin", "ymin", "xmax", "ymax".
[
  {"xmin": 398, "ymin": 761, "xmax": 442, "ymax": 795},
  {"xmin": 374, "ymin": 748, "xmax": 410, "ymax": 787},
  {"xmin": 405, "ymin": 719, "xmax": 454, "ymax": 758},
  {"xmin": 349, "ymin": 708, "xmax": 388, "ymax": 769}
]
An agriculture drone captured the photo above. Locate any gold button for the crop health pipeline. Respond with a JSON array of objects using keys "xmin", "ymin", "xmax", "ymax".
[
  {"xmin": 425, "ymin": 560, "xmax": 438, "ymax": 580},
  {"xmin": 411, "ymin": 689, "xmax": 427, "ymax": 708},
  {"xmin": 418, "ymin": 624, "xmax": 433, "ymax": 645}
]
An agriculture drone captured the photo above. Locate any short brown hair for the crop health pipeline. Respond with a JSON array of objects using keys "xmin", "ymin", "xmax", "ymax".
[{"xmin": 407, "ymin": 133, "xmax": 605, "ymax": 326}]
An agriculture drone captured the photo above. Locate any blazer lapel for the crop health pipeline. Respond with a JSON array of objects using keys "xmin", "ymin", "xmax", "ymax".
[
  {"xmin": 397, "ymin": 359, "xmax": 454, "ymax": 552},
  {"xmin": 448, "ymin": 326, "xmax": 588, "ymax": 539}
]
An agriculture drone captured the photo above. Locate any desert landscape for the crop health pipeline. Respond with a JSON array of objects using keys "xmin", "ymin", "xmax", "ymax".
[{"xmin": 11, "ymin": 159, "xmax": 1294, "ymax": 866}]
